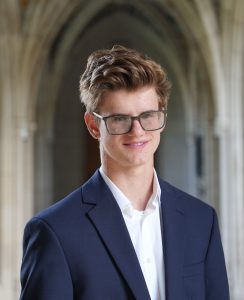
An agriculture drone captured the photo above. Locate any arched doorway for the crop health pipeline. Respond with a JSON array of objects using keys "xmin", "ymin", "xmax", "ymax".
[{"xmin": 34, "ymin": 1, "xmax": 218, "ymax": 212}]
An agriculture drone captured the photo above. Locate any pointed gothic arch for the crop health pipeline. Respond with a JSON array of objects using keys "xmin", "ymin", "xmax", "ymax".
[
  {"xmin": 1, "ymin": 1, "xmax": 244, "ymax": 298},
  {"xmin": 34, "ymin": 0, "xmax": 217, "ymax": 211}
]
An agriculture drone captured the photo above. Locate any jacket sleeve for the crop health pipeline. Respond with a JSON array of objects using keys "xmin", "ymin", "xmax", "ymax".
[
  {"xmin": 205, "ymin": 209, "xmax": 230, "ymax": 300},
  {"xmin": 20, "ymin": 217, "xmax": 73, "ymax": 300}
]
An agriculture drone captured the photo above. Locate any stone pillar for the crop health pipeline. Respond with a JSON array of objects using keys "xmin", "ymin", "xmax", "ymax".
[
  {"xmin": 218, "ymin": 1, "xmax": 244, "ymax": 298},
  {"xmin": 0, "ymin": 0, "xmax": 81, "ymax": 296},
  {"xmin": 0, "ymin": 37, "xmax": 34, "ymax": 299}
]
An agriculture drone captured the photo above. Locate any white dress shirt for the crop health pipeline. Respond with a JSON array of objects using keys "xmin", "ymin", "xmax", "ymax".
[{"xmin": 99, "ymin": 168, "xmax": 165, "ymax": 300}]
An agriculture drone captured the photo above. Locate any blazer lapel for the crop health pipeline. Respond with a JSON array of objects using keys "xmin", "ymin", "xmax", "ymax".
[
  {"xmin": 160, "ymin": 180, "xmax": 186, "ymax": 300},
  {"xmin": 82, "ymin": 171, "xmax": 151, "ymax": 300}
]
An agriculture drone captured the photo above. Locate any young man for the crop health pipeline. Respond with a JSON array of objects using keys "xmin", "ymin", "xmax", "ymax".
[{"xmin": 20, "ymin": 46, "xmax": 229, "ymax": 300}]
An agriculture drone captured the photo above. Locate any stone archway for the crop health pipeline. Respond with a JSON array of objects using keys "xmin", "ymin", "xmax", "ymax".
[
  {"xmin": 1, "ymin": 1, "xmax": 244, "ymax": 299},
  {"xmin": 35, "ymin": 2, "xmax": 203, "ymax": 209},
  {"xmin": 33, "ymin": 1, "xmax": 221, "ymax": 212}
]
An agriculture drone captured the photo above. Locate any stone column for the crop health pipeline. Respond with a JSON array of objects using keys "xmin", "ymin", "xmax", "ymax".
[
  {"xmin": 218, "ymin": 1, "xmax": 244, "ymax": 298},
  {"xmin": 0, "ymin": 37, "xmax": 34, "ymax": 299}
]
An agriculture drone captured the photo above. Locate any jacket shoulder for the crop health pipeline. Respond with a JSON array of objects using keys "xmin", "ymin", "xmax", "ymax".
[
  {"xmin": 159, "ymin": 178, "xmax": 214, "ymax": 216},
  {"xmin": 35, "ymin": 186, "xmax": 83, "ymax": 221}
]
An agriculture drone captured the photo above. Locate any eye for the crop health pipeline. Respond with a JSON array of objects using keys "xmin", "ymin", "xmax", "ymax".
[
  {"xmin": 141, "ymin": 111, "xmax": 155, "ymax": 119},
  {"xmin": 111, "ymin": 115, "xmax": 129, "ymax": 122}
]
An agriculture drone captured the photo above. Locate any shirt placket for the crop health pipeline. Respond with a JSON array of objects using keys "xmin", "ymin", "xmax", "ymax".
[{"xmin": 140, "ymin": 212, "xmax": 159, "ymax": 300}]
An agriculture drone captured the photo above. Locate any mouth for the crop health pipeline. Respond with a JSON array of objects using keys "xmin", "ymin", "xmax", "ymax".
[{"xmin": 123, "ymin": 141, "xmax": 148, "ymax": 148}]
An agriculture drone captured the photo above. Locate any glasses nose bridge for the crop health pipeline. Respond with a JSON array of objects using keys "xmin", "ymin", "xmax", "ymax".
[
  {"xmin": 131, "ymin": 115, "xmax": 141, "ymax": 122},
  {"xmin": 129, "ymin": 115, "xmax": 144, "ymax": 131}
]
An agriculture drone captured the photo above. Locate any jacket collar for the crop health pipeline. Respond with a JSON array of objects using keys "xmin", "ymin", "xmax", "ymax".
[
  {"xmin": 159, "ymin": 178, "xmax": 186, "ymax": 300},
  {"xmin": 82, "ymin": 170, "xmax": 185, "ymax": 300},
  {"xmin": 82, "ymin": 170, "xmax": 151, "ymax": 300}
]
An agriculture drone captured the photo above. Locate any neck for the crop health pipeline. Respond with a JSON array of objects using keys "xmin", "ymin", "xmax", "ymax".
[{"xmin": 101, "ymin": 163, "xmax": 155, "ymax": 211}]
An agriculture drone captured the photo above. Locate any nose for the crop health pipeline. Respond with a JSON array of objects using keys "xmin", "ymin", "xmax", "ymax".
[{"xmin": 128, "ymin": 119, "xmax": 144, "ymax": 135}]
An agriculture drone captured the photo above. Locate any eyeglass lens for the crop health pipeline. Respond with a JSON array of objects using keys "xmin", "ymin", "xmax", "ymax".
[{"xmin": 105, "ymin": 111, "xmax": 165, "ymax": 134}]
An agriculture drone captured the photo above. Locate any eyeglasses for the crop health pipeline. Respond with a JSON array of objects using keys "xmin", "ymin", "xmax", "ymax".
[{"xmin": 93, "ymin": 109, "xmax": 167, "ymax": 135}]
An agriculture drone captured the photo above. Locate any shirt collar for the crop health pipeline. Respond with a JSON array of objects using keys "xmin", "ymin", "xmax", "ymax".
[{"xmin": 99, "ymin": 167, "xmax": 161, "ymax": 218}]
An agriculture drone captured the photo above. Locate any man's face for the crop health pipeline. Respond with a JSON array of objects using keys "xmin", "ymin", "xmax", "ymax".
[{"xmin": 85, "ymin": 86, "xmax": 164, "ymax": 171}]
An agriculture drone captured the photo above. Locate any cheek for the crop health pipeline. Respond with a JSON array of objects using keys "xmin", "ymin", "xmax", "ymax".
[
  {"xmin": 152, "ymin": 132, "xmax": 161, "ymax": 149},
  {"xmin": 100, "ymin": 134, "xmax": 120, "ymax": 152}
]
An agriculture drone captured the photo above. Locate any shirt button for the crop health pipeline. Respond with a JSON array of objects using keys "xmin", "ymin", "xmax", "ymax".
[{"xmin": 146, "ymin": 258, "xmax": 151, "ymax": 264}]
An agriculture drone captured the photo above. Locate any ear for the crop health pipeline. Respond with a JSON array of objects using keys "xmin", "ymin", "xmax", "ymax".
[{"xmin": 84, "ymin": 112, "xmax": 100, "ymax": 139}]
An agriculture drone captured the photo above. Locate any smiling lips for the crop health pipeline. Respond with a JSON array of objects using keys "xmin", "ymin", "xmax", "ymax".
[{"xmin": 123, "ymin": 141, "xmax": 149, "ymax": 148}]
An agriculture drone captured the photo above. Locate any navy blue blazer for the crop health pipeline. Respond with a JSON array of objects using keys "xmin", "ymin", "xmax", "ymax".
[{"xmin": 20, "ymin": 170, "xmax": 229, "ymax": 300}]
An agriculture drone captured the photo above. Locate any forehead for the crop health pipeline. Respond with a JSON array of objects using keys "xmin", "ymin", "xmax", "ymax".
[{"xmin": 99, "ymin": 87, "xmax": 159, "ymax": 114}]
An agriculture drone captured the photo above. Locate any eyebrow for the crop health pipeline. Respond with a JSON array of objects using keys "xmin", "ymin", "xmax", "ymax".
[{"xmin": 101, "ymin": 109, "xmax": 161, "ymax": 117}]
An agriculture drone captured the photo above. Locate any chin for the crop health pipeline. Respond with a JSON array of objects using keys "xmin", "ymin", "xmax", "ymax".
[{"xmin": 125, "ymin": 156, "xmax": 151, "ymax": 167}]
